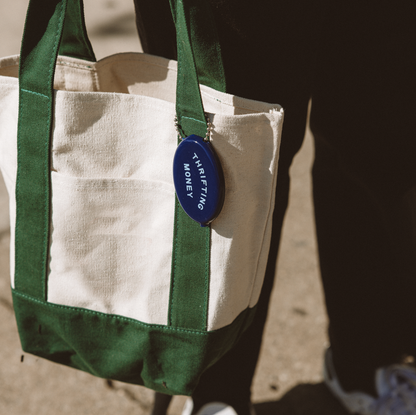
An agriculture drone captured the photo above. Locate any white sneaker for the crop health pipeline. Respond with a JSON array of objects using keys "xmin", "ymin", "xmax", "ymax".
[
  {"xmin": 182, "ymin": 400, "xmax": 238, "ymax": 415},
  {"xmin": 324, "ymin": 348, "xmax": 416, "ymax": 415}
]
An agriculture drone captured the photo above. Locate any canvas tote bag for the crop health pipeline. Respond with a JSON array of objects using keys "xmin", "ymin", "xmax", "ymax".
[{"xmin": 0, "ymin": 0, "xmax": 284, "ymax": 395}]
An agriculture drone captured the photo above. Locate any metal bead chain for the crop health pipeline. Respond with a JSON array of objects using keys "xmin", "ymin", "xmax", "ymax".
[{"xmin": 175, "ymin": 115, "xmax": 213, "ymax": 142}]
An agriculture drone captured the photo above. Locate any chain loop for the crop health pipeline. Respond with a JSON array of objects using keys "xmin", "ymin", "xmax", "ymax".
[{"xmin": 174, "ymin": 115, "xmax": 212, "ymax": 142}]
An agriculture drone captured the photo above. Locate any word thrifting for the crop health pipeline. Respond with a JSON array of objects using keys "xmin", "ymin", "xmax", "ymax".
[{"xmin": 183, "ymin": 152, "xmax": 209, "ymax": 210}]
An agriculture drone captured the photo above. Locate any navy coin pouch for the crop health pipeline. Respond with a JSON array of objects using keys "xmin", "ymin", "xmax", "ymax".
[{"xmin": 173, "ymin": 134, "xmax": 225, "ymax": 226}]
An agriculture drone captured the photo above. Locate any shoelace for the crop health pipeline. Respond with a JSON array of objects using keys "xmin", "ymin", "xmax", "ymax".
[{"xmin": 372, "ymin": 366, "xmax": 416, "ymax": 415}]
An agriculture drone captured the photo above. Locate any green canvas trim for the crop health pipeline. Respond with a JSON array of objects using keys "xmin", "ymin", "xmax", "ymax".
[
  {"xmin": 16, "ymin": 0, "xmax": 69, "ymax": 298},
  {"xmin": 169, "ymin": 198, "xmax": 210, "ymax": 330},
  {"xmin": 171, "ymin": 0, "xmax": 207, "ymax": 138},
  {"xmin": 15, "ymin": 92, "xmax": 51, "ymax": 299},
  {"xmin": 167, "ymin": 0, "xmax": 227, "ymax": 331},
  {"xmin": 169, "ymin": 0, "xmax": 226, "ymax": 94},
  {"xmin": 12, "ymin": 289, "xmax": 257, "ymax": 396},
  {"xmin": 18, "ymin": 0, "xmax": 67, "ymax": 96},
  {"xmin": 59, "ymin": 0, "xmax": 96, "ymax": 61}
]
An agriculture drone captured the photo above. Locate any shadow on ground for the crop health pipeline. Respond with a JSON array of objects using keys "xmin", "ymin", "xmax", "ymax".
[{"xmin": 254, "ymin": 382, "xmax": 349, "ymax": 415}]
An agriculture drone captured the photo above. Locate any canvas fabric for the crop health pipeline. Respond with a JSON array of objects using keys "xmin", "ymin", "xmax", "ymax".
[
  {"xmin": 0, "ymin": 54, "xmax": 282, "ymax": 330},
  {"xmin": 0, "ymin": 53, "xmax": 283, "ymax": 330},
  {"xmin": 0, "ymin": 0, "xmax": 283, "ymax": 395}
]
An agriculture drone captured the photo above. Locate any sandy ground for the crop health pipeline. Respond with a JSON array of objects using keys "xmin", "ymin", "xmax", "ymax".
[{"xmin": 0, "ymin": 1, "xmax": 349, "ymax": 414}]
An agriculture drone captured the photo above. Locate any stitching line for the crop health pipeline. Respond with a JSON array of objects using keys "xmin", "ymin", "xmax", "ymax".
[
  {"xmin": 12, "ymin": 289, "xmax": 212, "ymax": 335},
  {"xmin": 169, "ymin": 198, "xmax": 180, "ymax": 326},
  {"xmin": 56, "ymin": 59, "xmax": 95, "ymax": 71},
  {"xmin": 21, "ymin": 89, "xmax": 49, "ymax": 99},
  {"xmin": 42, "ymin": 0, "xmax": 66, "ymax": 301},
  {"xmin": 203, "ymin": 226, "xmax": 210, "ymax": 330},
  {"xmin": 56, "ymin": 53, "xmax": 173, "ymax": 72},
  {"xmin": 181, "ymin": 116, "xmax": 206, "ymax": 125},
  {"xmin": 247, "ymin": 119, "xmax": 281, "ymax": 306},
  {"xmin": 15, "ymin": 98, "xmax": 23, "ymax": 290}
]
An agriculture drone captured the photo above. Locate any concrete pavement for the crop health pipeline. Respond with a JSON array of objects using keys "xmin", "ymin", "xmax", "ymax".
[{"xmin": 0, "ymin": 1, "xmax": 348, "ymax": 414}]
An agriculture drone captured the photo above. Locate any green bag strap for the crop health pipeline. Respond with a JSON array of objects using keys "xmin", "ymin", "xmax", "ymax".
[
  {"xmin": 59, "ymin": 0, "xmax": 96, "ymax": 61},
  {"xmin": 169, "ymin": 0, "xmax": 226, "ymax": 138},
  {"xmin": 15, "ymin": 0, "xmax": 69, "ymax": 299},
  {"xmin": 174, "ymin": 0, "xmax": 226, "ymax": 95},
  {"xmin": 15, "ymin": 0, "xmax": 94, "ymax": 300},
  {"xmin": 168, "ymin": 0, "xmax": 228, "ymax": 330}
]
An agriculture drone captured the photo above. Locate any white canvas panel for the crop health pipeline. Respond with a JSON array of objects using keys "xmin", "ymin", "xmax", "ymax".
[
  {"xmin": 0, "ymin": 80, "xmax": 18, "ymax": 288},
  {"xmin": 48, "ymin": 173, "xmax": 175, "ymax": 325},
  {"xmin": 208, "ymin": 111, "xmax": 283, "ymax": 330}
]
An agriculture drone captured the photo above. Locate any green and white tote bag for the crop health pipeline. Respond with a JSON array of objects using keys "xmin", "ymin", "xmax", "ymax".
[{"xmin": 0, "ymin": 0, "xmax": 283, "ymax": 395}]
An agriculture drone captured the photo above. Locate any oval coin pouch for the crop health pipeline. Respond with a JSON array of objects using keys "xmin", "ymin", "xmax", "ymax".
[{"xmin": 173, "ymin": 134, "xmax": 225, "ymax": 226}]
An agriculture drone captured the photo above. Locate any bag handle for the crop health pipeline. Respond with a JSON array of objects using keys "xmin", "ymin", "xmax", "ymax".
[
  {"xmin": 58, "ymin": 0, "xmax": 96, "ymax": 62},
  {"xmin": 19, "ymin": 0, "xmax": 226, "ymax": 137},
  {"xmin": 168, "ymin": 0, "xmax": 226, "ymax": 138}
]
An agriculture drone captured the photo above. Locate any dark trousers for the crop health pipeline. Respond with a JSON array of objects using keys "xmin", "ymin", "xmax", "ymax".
[{"xmin": 134, "ymin": 0, "xmax": 416, "ymax": 410}]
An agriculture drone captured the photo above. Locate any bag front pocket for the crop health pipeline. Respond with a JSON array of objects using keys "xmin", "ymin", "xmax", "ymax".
[{"xmin": 47, "ymin": 172, "xmax": 175, "ymax": 325}]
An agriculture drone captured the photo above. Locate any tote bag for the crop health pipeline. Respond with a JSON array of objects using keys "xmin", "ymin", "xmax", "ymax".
[{"xmin": 0, "ymin": 0, "xmax": 284, "ymax": 395}]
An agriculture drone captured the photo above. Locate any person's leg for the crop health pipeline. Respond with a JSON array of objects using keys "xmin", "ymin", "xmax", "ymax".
[
  {"xmin": 133, "ymin": 0, "xmax": 324, "ymax": 412},
  {"xmin": 134, "ymin": 0, "xmax": 177, "ymax": 60},
  {"xmin": 310, "ymin": 0, "xmax": 416, "ymax": 395}
]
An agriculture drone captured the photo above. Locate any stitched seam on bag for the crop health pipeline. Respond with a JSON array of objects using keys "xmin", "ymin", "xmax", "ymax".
[
  {"xmin": 168, "ymin": 199, "xmax": 180, "ymax": 326},
  {"xmin": 43, "ymin": 90, "xmax": 52, "ymax": 301},
  {"xmin": 15, "ymin": 97, "xmax": 23, "ymax": 290},
  {"xmin": 92, "ymin": 66, "xmax": 99, "ymax": 92},
  {"xmin": 200, "ymin": 89, "xmax": 264, "ymax": 114},
  {"xmin": 42, "ymin": 0, "xmax": 66, "ymax": 301},
  {"xmin": 59, "ymin": 68, "xmax": 67, "ymax": 92},
  {"xmin": 203, "ymin": 226, "xmax": 210, "ymax": 330},
  {"xmin": 248, "ymin": 119, "xmax": 280, "ymax": 306},
  {"xmin": 12, "ymin": 289, "xmax": 213, "ymax": 335},
  {"xmin": 247, "ymin": 125, "xmax": 275, "ymax": 304},
  {"xmin": 181, "ymin": 116, "xmax": 206, "ymax": 126},
  {"xmin": 56, "ymin": 59, "xmax": 95, "ymax": 71},
  {"xmin": 20, "ymin": 89, "xmax": 49, "ymax": 99},
  {"xmin": 200, "ymin": 89, "xmax": 282, "ymax": 114},
  {"xmin": 56, "ymin": 54, "xmax": 178, "ymax": 78}
]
